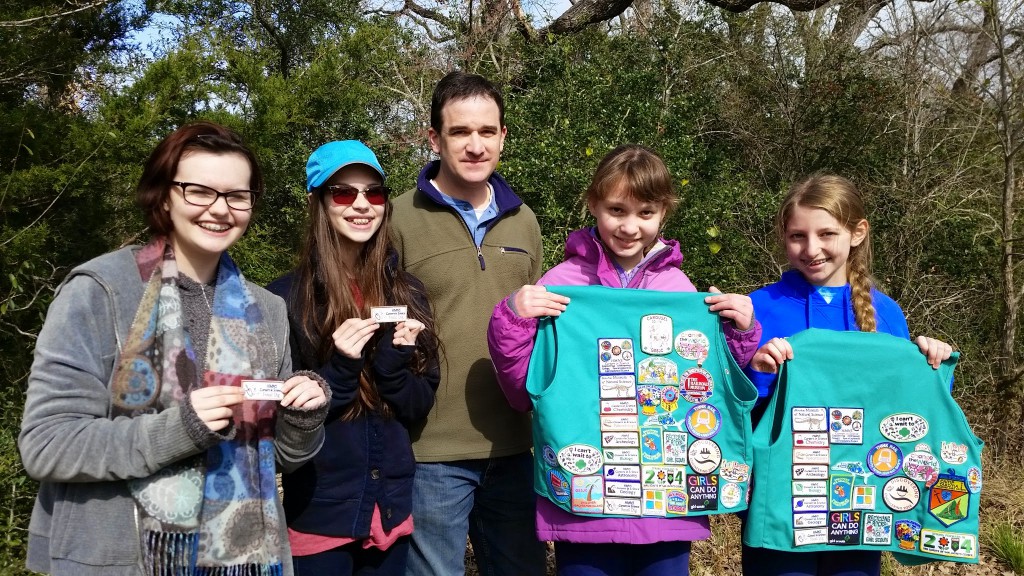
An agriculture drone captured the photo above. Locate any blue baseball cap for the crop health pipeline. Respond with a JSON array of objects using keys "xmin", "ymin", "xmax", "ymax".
[{"xmin": 305, "ymin": 140, "xmax": 386, "ymax": 192}]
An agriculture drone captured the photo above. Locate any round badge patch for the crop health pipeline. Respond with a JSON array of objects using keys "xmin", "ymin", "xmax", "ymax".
[
  {"xmin": 720, "ymin": 481, "xmax": 742, "ymax": 509},
  {"xmin": 685, "ymin": 403, "xmax": 721, "ymax": 439},
  {"xmin": 557, "ymin": 444, "xmax": 603, "ymax": 476},
  {"xmin": 866, "ymin": 442, "xmax": 904, "ymax": 477},
  {"xmin": 542, "ymin": 444, "xmax": 558, "ymax": 467},
  {"xmin": 674, "ymin": 330, "xmax": 710, "ymax": 363},
  {"xmin": 660, "ymin": 386, "xmax": 680, "ymax": 412},
  {"xmin": 547, "ymin": 468, "xmax": 570, "ymax": 503},
  {"xmin": 902, "ymin": 450, "xmax": 939, "ymax": 484},
  {"xmin": 879, "ymin": 413, "xmax": 929, "ymax": 443},
  {"xmin": 687, "ymin": 439, "xmax": 722, "ymax": 474},
  {"xmin": 883, "ymin": 476, "xmax": 921, "ymax": 512},
  {"xmin": 680, "ymin": 367, "xmax": 714, "ymax": 403}
]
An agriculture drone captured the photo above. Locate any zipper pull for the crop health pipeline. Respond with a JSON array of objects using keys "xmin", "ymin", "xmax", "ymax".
[{"xmin": 478, "ymin": 247, "xmax": 485, "ymax": 270}]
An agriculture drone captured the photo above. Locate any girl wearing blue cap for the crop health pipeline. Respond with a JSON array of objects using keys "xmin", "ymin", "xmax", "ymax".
[{"xmin": 268, "ymin": 141, "xmax": 440, "ymax": 576}]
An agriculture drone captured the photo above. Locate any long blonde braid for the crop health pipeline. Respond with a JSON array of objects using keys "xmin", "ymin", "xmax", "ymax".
[{"xmin": 776, "ymin": 174, "xmax": 877, "ymax": 332}]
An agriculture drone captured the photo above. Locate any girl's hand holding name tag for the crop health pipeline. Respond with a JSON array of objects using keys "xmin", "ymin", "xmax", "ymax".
[
  {"xmin": 281, "ymin": 374, "xmax": 327, "ymax": 409},
  {"xmin": 393, "ymin": 319, "xmax": 425, "ymax": 347}
]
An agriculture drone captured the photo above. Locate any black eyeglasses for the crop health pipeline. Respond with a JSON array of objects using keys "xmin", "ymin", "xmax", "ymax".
[
  {"xmin": 173, "ymin": 182, "xmax": 257, "ymax": 210},
  {"xmin": 318, "ymin": 183, "xmax": 390, "ymax": 206}
]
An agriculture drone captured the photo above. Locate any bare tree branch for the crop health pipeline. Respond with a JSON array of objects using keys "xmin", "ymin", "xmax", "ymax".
[
  {"xmin": 541, "ymin": 0, "xmax": 634, "ymax": 36},
  {"xmin": 0, "ymin": 0, "xmax": 114, "ymax": 27}
]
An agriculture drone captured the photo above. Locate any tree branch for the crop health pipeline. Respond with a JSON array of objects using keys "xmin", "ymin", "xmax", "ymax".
[
  {"xmin": 0, "ymin": 0, "xmax": 114, "ymax": 27},
  {"xmin": 541, "ymin": 0, "xmax": 634, "ymax": 36}
]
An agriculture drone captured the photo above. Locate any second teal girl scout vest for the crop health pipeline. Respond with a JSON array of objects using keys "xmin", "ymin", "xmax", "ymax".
[
  {"xmin": 526, "ymin": 285, "xmax": 757, "ymax": 518},
  {"xmin": 743, "ymin": 329, "xmax": 983, "ymax": 564}
]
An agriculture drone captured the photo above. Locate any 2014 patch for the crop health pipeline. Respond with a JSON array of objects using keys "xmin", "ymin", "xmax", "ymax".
[
  {"xmin": 642, "ymin": 465, "xmax": 686, "ymax": 489},
  {"xmin": 919, "ymin": 528, "xmax": 977, "ymax": 559}
]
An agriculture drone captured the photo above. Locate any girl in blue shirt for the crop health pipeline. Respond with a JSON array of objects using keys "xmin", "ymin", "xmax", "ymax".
[{"xmin": 742, "ymin": 173, "xmax": 952, "ymax": 576}]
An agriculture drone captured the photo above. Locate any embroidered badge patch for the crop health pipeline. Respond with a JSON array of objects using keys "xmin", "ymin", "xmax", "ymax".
[
  {"xmin": 663, "ymin": 431, "xmax": 687, "ymax": 465},
  {"xmin": 866, "ymin": 442, "xmax": 903, "ymax": 477},
  {"xmin": 929, "ymin": 470, "xmax": 969, "ymax": 527},
  {"xmin": 894, "ymin": 519, "xmax": 922, "ymax": 551},
  {"xmin": 903, "ymin": 450, "xmax": 940, "ymax": 485},
  {"xmin": 879, "ymin": 413, "xmax": 929, "ymax": 443},
  {"xmin": 940, "ymin": 441, "xmax": 968, "ymax": 465},
  {"xmin": 636, "ymin": 385, "xmax": 662, "ymax": 416},
  {"xmin": 674, "ymin": 330, "xmax": 710, "ymax": 364},
  {"xmin": 547, "ymin": 468, "xmax": 570, "ymax": 503},
  {"xmin": 642, "ymin": 465, "xmax": 686, "ymax": 489},
  {"xmin": 571, "ymin": 475, "xmax": 604, "ymax": 514},
  {"xmin": 680, "ymin": 367, "xmax": 714, "ymax": 403},
  {"xmin": 600, "ymin": 374, "xmax": 637, "ymax": 399},
  {"xmin": 828, "ymin": 511, "xmax": 861, "ymax": 545},
  {"xmin": 597, "ymin": 338, "xmax": 634, "ymax": 375},
  {"xmin": 883, "ymin": 476, "xmax": 921, "ymax": 512},
  {"xmin": 919, "ymin": 528, "xmax": 977, "ymax": 559},
  {"xmin": 638, "ymin": 357, "xmax": 679, "ymax": 384},
  {"xmin": 792, "ymin": 480, "xmax": 827, "ymax": 496},
  {"xmin": 666, "ymin": 489, "xmax": 688, "ymax": 516},
  {"xmin": 687, "ymin": 439, "xmax": 722, "ymax": 473},
  {"xmin": 794, "ymin": 527, "xmax": 828, "ymax": 546},
  {"xmin": 603, "ymin": 448, "xmax": 641, "ymax": 464},
  {"xmin": 604, "ymin": 497, "xmax": 642, "ymax": 516},
  {"xmin": 793, "ymin": 512, "xmax": 828, "ymax": 528},
  {"xmin": 861, "ymin": 513, "xmax": 893, "ymax": 545},
  {"xmin": 852, "ymin": 485, "xmax": 876, "ymax": 510},
  {"xmin": 640, "ymin": 428, "xmax": 663, "ymax": 462},
  {"xmin": 686, "ymin": 474, "xmax": 719, "ymax": 512},
  {"xmin": 791, "ymin": 407, "xmax": 828, "ymax": 431},
  {"xmin": 643, "ymin": 488, "xmax": 667, "ymax": 517},
  {"xmin": 793, "ymin": 464, "xmax": 830, "ymax": 480},
  {"xmin": 558, "ymin": 444, "xmax": 603, "ymax": 475},
  {"xmin": 828, "ymin": 408, "xmax": 864, "ymax": 444},
  {"xmin": 640, "ymin": 314, "xmax": 673, "ymax": 355},
  {"xmin": 685, "ymin": 403, "xmax": 721, "ymax": 439},
  {"xmin": 829, "ymin": 473, "xmax": 854, "ymax": 510}
]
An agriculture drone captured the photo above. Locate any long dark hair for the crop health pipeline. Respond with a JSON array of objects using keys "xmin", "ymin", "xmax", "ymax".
[{"xmin": 291, "ymin": 186, "xmax": 439, "ymax": 419}]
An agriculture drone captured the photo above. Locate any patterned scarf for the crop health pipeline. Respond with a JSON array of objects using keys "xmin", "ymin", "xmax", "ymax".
[{"xmin": 110, "ymin": 238, "xmax": 284, "ymax": 575}]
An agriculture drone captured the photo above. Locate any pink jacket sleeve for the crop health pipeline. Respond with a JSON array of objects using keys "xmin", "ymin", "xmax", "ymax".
[
  {"xmin": 722, "ymin": 320, "xmax": 761, "ymax": 369},
  {"xmin": 487, "ymin": 294, "xmax": 540, "ymax": 412}
]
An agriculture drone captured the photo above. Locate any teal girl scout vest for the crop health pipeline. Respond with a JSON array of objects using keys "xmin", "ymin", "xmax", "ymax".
[
  {"xmin": 525, "ymin": 285, "xmax": 758, "ymax": 518},
  {"xmin": 743, "ymin": 328, "xmax": 983, "ymax": 564}
]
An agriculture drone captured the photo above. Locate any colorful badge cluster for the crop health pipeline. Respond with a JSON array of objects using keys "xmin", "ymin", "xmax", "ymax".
[
  {"xmin": 788, "ymin": 407, "xmax": 980, "ymax": 560},
  {"xmin": 545, "ymin": 314, "xmax": 749, "ymax": 518}
]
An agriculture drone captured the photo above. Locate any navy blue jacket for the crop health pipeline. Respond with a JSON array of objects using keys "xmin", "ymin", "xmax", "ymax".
[
  {"xmin": 746, "ymin": 269, "xmax": 910, "ymax": 401},
  {"xmin": 267, "ymin": 269, "xmax": 439, "ymax": 537}
]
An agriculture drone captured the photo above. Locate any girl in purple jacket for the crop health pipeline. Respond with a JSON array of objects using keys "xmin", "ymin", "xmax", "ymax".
[{"xmin": 487, "ymin": 144, "xmax": 762, "ymax": 576}]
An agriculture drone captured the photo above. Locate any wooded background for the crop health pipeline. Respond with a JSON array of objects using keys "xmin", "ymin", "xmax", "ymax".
[{"xmin": 1, "ymin": 0, "xmax": 1021, "ymax": 572}]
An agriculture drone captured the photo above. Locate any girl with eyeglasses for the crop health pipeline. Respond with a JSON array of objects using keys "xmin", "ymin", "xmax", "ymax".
[
  {"xmin": 267, "ymin": 140, "xmax": 440, "ymax": 576},
  {"xmin": 19, "ymin": 121, "xmax": 330, "ymax": 576}
]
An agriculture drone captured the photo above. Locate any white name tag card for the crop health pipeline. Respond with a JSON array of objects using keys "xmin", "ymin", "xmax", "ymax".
[
  {"xmin": 371, "ymin": 306, "xmax": 408, "ymax": 323},
  {"xmin": 242, "ymin": 379, "xmax": 284, "ymax": 401}
]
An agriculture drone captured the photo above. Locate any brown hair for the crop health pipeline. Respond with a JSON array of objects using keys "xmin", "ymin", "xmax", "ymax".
[
  {"xmin": 290, "ymin": 176, "xmax": 439, "ymax": 420},
  {"xmin": 585, "ymin": 144, "xmax": 680, "ymax": 217},
  {"xmin": 776, "ymin": 173, "xmax": 877, "ymax": 332},
  {"xmin": 430, "ymin": 71, "xmax": 504, "ymax": 132},
  {"xmin": 136, "ymin": 121, "xmax": 264, "ymax": 235}
]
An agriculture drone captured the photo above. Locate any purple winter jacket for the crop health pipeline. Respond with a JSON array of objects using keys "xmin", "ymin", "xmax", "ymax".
[{"xmin": 486, "ymin": 227, "xmax": 761, "ymax": 544}]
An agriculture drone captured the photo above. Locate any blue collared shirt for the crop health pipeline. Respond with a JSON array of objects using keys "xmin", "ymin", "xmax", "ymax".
[{"xmin": 435, "ymin": 184, "xmax": 498, "ymax": 247}]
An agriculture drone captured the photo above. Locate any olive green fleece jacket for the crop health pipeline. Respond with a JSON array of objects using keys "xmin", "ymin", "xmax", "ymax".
[{"xmin": 391, "ymin": 163, "xmax": 542, "ymax": 461}]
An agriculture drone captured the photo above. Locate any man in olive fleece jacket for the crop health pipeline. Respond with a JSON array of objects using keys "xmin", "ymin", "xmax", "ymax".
[{"xmin": 391, "ymin": 71, "xmax": 546, "ymax": 576}]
